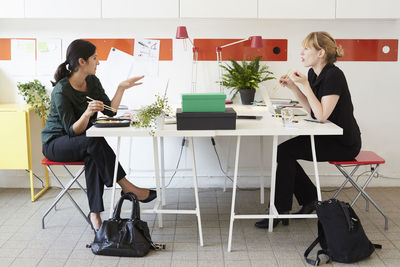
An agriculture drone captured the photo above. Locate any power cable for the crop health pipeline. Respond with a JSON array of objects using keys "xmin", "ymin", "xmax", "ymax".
[{"xmin": 25, "ymin": 170, "xmax": 45, "ymax": 188}]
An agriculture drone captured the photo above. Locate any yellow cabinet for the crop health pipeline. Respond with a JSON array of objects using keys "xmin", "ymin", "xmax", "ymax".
[{"xmin": 0, "ymin": 103, "xmax": 49, "ymax": 201}]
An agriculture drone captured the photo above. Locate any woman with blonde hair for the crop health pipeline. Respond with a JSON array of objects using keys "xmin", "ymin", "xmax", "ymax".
[{"xmin": 255, "ymin": 32, "xmax": 361, "ymax": 229}]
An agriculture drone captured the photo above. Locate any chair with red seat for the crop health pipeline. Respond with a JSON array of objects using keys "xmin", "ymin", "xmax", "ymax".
[
  {"xmin": 41, "ymin": 158, "xmax": 90, "ymax": 229},
  {"xmin": 329, "ymin": 151, "xmax": 388, "ymax": 230}
]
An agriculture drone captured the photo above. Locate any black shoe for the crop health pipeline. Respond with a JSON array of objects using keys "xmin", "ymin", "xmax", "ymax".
[
  {"xmin": 121, "ymin": 189, "xmax": 157, "ymax": 203},
  {"xmin": 87, "ymin": 212, "xmax": 99, "ymax": 233},
  {"xmin": 255, "ymin": 213, "xmax": 289, "ymax": 229},
  {"xmin": 293, "ymin": 200, "xmax": 317, "ymax": 214},
  {"xmin": 140, "ymin": 189, "xmax": 157, "ymax": 203},
  {"xmin": 87, "ymin": 212, "xmax": 94, "ymax": 230}
]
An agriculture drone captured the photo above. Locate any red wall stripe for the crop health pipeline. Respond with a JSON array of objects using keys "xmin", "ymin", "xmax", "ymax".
[
  {"xmin": 0, "ymin": 39, "xmax": 12, "ymax": 60},
  {"xmin": 336, "ymin": 39, "xmax": 398, "ymax": 61},
  {"xmin": 194, "ymin": 39, "xmax": 287, "ymax": 61}
]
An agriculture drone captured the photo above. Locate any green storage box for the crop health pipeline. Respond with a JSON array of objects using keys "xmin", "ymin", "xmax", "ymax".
[{"xmin": 181, "ymin": 93, "xmax": 226, "ymax": 112}]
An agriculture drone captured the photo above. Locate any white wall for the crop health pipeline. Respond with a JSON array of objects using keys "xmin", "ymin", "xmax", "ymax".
[{"xmin": 0, "ymin": 18, "xmax": 399, "ymax": 189}]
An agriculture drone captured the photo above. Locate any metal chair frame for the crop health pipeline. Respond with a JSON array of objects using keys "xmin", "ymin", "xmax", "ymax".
[
  {"xmin": 41, "ymin": 159, "xmax": 89, "ymax": 229},
  {"xmin": 330, "ymin": 151, "xmax": 388, "ymax": 230}
]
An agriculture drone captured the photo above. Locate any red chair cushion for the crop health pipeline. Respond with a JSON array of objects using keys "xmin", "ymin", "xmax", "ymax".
[
  {"xmin": 329, "ymin": 151, "xmax": 385, "ymax": 165},
  {"xmin": 41, "ymin": 157, "xmax": 85, "ymax": 166}
]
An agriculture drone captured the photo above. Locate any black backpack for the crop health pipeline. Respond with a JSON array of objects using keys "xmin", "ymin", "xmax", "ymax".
[{"xmin": 304, "ymin": 199, "xmax": 381, "ymax": 265}]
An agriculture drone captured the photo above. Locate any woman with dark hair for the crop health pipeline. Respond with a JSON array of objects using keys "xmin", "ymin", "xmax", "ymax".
[
  {"xmin": 42, "ymin": 39, "xmax": 156, "ymax": 231},
  {"xmin": 255, "ymin": 31, "xmax": 361, "ymax": 229}
]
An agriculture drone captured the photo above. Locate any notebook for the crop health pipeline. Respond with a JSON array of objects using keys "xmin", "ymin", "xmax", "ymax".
[{"xmin": 258, "ymin": 87, "xmax": 307, "ymax": 116}]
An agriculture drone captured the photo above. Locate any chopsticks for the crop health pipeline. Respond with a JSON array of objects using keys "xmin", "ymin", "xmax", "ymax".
[
  {"xmin": 271, "ymin": 69, "xmax": 293, "ymax": 93},
  {"xmin": 86, "ymin": 96, "xmax": 117, "ymax": 112}
]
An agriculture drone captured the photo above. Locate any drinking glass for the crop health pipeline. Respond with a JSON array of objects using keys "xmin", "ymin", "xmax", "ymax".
[{"xmin": 281, "ymin": 108, "xmax": 294, "ymax": 127}]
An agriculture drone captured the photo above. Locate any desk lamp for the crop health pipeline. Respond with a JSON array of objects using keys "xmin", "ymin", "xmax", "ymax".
[
  {"xmin": 216, "ymin": 36, "xmax": 263, "ymax": 98},
  {"xmin": 176, "ymin": 26, "xmax": 199, "ymax": 93}
]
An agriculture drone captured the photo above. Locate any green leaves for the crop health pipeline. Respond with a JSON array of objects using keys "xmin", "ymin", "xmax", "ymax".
[
  {"xmin": 17, "ymin": 79, "xmax": 50, "ymax": 120},
  {"xmin": 219, "ymin": 56, "xmax": 275, "ymax": 99},
  {"xmin": 135, "ymin": 94, "xmax": 172, "ymax": 135}
]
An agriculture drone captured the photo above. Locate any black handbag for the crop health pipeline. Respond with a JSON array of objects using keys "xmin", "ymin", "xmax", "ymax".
[
  {"xmin": 304, "ymin": 198, "xmax": 381, "ymax": 265},
  {"xmin": 91, "ymin": 192, "xmax": 163, "ymax": 257}
]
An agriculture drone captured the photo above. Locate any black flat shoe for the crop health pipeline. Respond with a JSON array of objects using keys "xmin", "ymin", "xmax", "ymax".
[
  {"xmin": 121, "ymin": 189, "xmax": 157, "ymax": 203},
  {"xmin": 140, "ymin": 189, "xmax": 157, "ymax": 203},
  {"xmin": 254, "ymin": 212, "xmax": 290, "ymax": 229},
  {"xmin": 293, "ymin": 200, "xmax": 317, "ymax": 214}
]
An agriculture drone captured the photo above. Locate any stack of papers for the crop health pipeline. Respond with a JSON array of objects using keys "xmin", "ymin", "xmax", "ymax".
[{"xmin": 270, "ymin": 98, "xmax": 298, "ymax": 105}]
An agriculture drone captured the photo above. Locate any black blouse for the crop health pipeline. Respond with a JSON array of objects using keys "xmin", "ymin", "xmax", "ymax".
[{"xmin": 308, "ymin": 64, "xmax": 361, "ymax": 146}]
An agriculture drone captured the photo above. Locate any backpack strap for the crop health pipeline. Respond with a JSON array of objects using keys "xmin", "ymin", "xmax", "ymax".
[
  {"xmin": 374, "ymin": 244, "xmax": 382, "ymax": 249},
  {"xmin": 304, "ymin": 236, "xmax": 332, "ymax": 266},
  {"xmin": 339, "ymin": 201, "xmax": 355, "ymax": 231},
  {"xmin": 304, "ymin": 237, "xmax": 321, "ymax": 265}
]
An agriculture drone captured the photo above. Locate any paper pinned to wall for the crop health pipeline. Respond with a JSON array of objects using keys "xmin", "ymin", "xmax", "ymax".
[
  {"xmin": 10, "ymin": 39, "xmax": 36, "ymax": 76},
  {"xmin": 131, "ymin": 39, "xmax": 160, "ymax": 77},
  {"xmin": 96, "ymin": 47, "xmax": 134, "ymax": 99},
  {"xmin": 36, "ymin": 38, "xmax": 62, "ymax": 76}
]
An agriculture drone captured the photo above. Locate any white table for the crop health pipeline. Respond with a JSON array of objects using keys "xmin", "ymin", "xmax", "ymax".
[{"xmin": 87, "ymin": 109, "xmax": 342, "ymax": 250}]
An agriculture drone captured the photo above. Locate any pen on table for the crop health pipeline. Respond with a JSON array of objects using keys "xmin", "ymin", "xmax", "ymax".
[{"xmin": 304, "ymin": 118, "xmax": 324, "ymax": 124}]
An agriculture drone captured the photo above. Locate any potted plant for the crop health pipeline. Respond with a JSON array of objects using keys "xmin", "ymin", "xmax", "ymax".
[
  {"xmin": 134, "ymin": 94, "xmax": 172, "ymax": 135},
  {"xmin": 220, "ymin": 56, "xmax": 275, "ymax": 105},
  {"xmin": 17, "ymin": 79, "xmax": 50, "ymax": 120}
]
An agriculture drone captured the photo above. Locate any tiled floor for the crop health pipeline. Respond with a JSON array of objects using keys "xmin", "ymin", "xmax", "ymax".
[{"xmin": 1, "ymin": 186, "xmax": 400, "ymax": 266}]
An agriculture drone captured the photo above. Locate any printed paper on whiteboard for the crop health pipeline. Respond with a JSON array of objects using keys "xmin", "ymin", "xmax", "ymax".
[
  {"xmin": 36, "ymin": 38, "xmax": 62, "ymax": 76},
  {"xmin": 96, "ymin": 47, "xmax": 134, "ymax": 98},
  {"xmin": 10, "ymin": 39, "xmax": 36, "ymax": 76},
  {"xmin": 131, "ymin": 39, "xmax": 160, "ymax": 77}
]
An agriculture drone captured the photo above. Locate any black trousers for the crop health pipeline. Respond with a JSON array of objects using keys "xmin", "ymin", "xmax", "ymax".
[
  {"xmin": 275, "ymin": 135, "xmax": 361, "ymax": 212},
  {"xmin": 42, "ymin": 135, "xmax": 126, "ymax": 212}
]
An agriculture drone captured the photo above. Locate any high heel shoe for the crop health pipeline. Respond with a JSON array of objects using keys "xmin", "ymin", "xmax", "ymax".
[
  {"xmin": 121, "ymin": 189, "xmax": 157, "ymax": 203},
  {"xmin": 293, "ymin": 199, "xmax": 317, "ymax": 215},
  {"xmin": 87, "ymin": 212, "xmax": 95, "ymax": 231},
  {"xmin": 254, "ymin": 217, "xmax": 289, "ymax": 229}
]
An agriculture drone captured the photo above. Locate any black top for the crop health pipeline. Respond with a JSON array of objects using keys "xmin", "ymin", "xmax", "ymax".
[
  {"xmin": 41, "ymin": 75, "xmax": 115, "ymax": 144},
  {"xmin": 308, "ymin": 64, "xmax": 361, "ymax": 146}
]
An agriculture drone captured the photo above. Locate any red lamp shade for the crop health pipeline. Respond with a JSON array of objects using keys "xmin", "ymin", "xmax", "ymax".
[
  {"xmin": 176, "ymin": 26, "xmax": 189, "ymax": 39},
  {"xmin": 249, "ymin": 36, "xmax": 263, "ymax": 48}
]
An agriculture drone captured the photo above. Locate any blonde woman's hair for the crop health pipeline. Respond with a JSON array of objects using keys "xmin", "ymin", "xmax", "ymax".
[{"xmin": 302, "ymin": 31, "xmax": 344, "ymax": 64}]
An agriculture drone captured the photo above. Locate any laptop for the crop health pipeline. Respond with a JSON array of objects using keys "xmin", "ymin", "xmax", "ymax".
[{"xmin": 258, "ymin": 87, "xmax": 308, "ymax": 116}]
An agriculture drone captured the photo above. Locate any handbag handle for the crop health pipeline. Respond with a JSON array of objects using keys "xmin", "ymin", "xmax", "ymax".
[{"xmin": 112, "ymin": 192, "xmax": 141, "ymax": 221}]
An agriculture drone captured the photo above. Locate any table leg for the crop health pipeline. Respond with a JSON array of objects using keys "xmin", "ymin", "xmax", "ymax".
[
  {"xmin": 128, "ymin": 137, "xmax": 133, "ymax": 179},
  {"xmin": 109, "ymin": 136, "xmax": 121, "ymax": 218},
  {"xmin": 153, "ymin": 137, "xmax": 163, "ymax": 228},
  {"xmin": 189, "ymin": 137, "xmax": 203, "ymax": 246},
  {"xmin": 227, "ymin": 136, "xmax": 241, "ymax": 252},
  {"xmin": 160, "ymin": 137, "xmax": 166, "ymax": 206},
  {"xmin": 259, "ymin": 136, "xmax": 265, "ymax": 204},
  {"xmin": 224, "ymin": 137, "xmax": 233, "ymax": 192},
  {"xmin": 310, "ymin": 135, "xmax": 322, "ymax": 201},
  {"xmin": 268, "ymin": 136, "xmax": 278, "ymax": 232}
]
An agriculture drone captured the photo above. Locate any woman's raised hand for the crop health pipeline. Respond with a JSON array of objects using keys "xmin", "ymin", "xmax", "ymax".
[
  {"xmin": 118, "ymin": 75, "xmax": 145, "ymax": 91},
  {"xmin": 290, "ymin": 71, "xmax": 308, "ymax": 86},
  {"xmin": 279, "ymin": 74, "xmax": 296, "ymax": 90}
]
